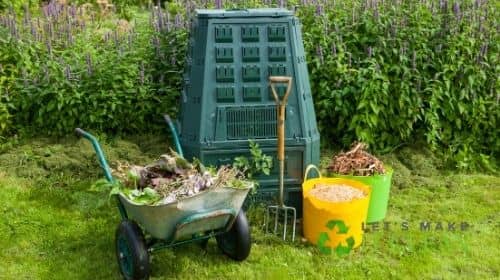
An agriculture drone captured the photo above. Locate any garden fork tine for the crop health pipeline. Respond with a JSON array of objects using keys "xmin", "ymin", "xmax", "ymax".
[{"xmin": 264, "ymin": 76, "xmax": 296, "ymax": 241}]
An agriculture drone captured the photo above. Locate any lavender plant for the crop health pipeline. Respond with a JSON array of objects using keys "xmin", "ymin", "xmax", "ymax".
[{"xmin": 0, "ymin": 0, "xmax": 498, "ymax": 170}]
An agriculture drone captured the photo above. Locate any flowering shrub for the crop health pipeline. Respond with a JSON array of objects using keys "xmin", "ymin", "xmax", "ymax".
[
  {"xmin": 0, "ymin": 0, "xmax": 498, "ymax": 169},
  {"xmin": 0, "ymin": 1, "xmax": 186, "ymax": 135},
  {"xmin": 299, "ymin": 0, "xmax": 498, "ymax": 169}
]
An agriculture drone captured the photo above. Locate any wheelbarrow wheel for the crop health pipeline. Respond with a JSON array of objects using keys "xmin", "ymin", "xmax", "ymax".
[
  {"xmin": 216, "ymin": 210, "xmax": 251, "ymax": 261},
  {"xmin": 115, "ymin": 220, "xmax": 150, "ymax": 280}
]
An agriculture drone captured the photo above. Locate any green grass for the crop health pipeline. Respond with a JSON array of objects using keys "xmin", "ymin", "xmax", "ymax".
[{"xmin": 0, "ymin": 136, "xmax": 498, "ymax": 279}]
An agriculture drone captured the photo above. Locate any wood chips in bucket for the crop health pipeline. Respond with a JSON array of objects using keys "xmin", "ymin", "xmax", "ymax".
[
  {"xmin": 328, "ymin": 142, "xmax": 385, "ymax": 176},
  {"xmin": 309, "ymin": 184, "xmax": 366, "ymax": 203}
]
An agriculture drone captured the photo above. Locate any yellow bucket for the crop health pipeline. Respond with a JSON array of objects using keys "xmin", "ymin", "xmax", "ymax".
[{"xmin": 302, "ymin": 165, "xmax": 371, "ymax": 251}]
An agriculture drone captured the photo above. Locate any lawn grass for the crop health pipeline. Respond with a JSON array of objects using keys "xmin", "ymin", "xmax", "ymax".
[{"xmin": 0, "ymin": 136, "xmax": 498, "ymax": 279}]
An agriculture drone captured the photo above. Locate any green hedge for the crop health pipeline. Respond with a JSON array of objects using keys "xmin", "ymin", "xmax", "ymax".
[
  {"xmin": 0, "ymin": 0, "xmax": 498, "ymax": 169},
  {"xmin": 0, "ymin": 3, "xmax": 187, "ymax": 135},
  {"xmin": 300, "ymin": 1, "xmax": 498, "ymax": 166}
]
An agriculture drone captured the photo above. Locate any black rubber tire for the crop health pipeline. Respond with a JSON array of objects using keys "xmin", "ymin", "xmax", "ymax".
[
  {"xmin": 216, "ymin": 211, "xmax": 251, "ymax": 261},
  {"xmin": 115, "ymin": 220, "xmax": 150, "ymax": 280}
]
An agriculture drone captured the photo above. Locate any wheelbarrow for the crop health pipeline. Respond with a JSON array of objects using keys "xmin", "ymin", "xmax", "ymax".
[{"xmin": 75, "ymin": 128, "xmax": 252, "ymax": 280}]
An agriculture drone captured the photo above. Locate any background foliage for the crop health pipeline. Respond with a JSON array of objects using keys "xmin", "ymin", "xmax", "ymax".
[{"xmin": 0, "ymin": 0, "xmax": 498, "ymax": 170}]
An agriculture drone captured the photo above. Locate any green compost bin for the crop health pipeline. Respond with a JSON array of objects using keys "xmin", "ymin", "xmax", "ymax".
[{"xmin": 177, "ymin": 9, "xmax": 320, "ymax": 216}]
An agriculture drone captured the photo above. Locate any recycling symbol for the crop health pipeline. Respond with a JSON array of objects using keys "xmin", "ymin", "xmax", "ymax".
[{"xmin": 317, "ymin": 220, "xmax": 355, "ymax": 256}]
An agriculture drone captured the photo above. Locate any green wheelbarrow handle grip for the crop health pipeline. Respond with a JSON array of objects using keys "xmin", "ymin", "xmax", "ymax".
[
  {"xmin": 75, "ymin": 128, "xmax": 114, "ymax": 183},
  {"xmin": 75, "ymin": 128, "xmax": 86, "ymax": 137},
  {"xmin": 163, "ymin": 114, "xmax": 184, "ymax": 158}
]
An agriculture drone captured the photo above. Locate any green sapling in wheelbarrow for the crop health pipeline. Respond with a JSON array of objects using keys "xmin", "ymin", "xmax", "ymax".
[{"xmin": 75, "ymin": 128, "xmax": 252, "ymax": 280}]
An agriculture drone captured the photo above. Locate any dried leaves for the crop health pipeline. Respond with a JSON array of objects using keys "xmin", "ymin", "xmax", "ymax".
[{"xmin": 328, "ymin": 142, "xmax": 385, "ymax": 176}]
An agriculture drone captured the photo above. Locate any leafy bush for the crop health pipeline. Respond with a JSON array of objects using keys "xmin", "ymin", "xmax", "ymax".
[
  {"xmin": 298, "ymin": 1, "xmax": 498, "ymax": 168},
  {"xmin": 1, "ymin": 2, "xmax": 186, "ymax": 135},
  {"xmin": 0, "ymin": 0, "xmax": 38, "ymax": 12},
  {"xmin": 0, "ymin": 0, "xmax": 498, "ymax": 170}
]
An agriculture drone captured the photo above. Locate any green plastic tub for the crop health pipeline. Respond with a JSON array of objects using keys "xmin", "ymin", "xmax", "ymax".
[{"xmin": 330, "ymin": 168, "xmax": 393, "ymax": 223}]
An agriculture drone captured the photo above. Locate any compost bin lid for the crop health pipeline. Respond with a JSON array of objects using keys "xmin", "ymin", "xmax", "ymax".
[{"xmin": 196, "ymin": 8, "xmax": 293, "ymax": 18}]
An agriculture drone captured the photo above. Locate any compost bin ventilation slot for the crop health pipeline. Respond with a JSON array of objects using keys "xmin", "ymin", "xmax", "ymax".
[{"xmin": 226, "ymin": 106, "xmax": 276, "ymax": 139}]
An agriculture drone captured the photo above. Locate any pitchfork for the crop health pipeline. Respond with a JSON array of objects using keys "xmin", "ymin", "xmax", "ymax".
[{"xmin": 265, "ymin": 76, "xmax": 296, "ymax": 241}]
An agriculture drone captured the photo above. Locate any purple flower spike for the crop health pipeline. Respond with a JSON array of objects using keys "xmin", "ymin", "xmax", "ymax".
[
  {"xmin": 412, "ymin": 51, "xmax": 417, "ymax": 70},
  {"xmin": 440, "ymin": 0, "xmax": 448, "ymax": 11},
  {"xmin": 128, "ymin": 34, "xmax": 133, "ymax": 48},
  {"xmin": 86, "ymin": 53, "xmax": 92, "ymax": 75},
  {"xmin": 391, "ymin": 24, "xmax": 397, "ymax": 38},
  {"xmin": 367, "ymin": 46, "xmax": 373, "ymax": 58},
  {"xmin": 331, "ymin": 42, "xmax": 337, "ymax": 57},
  {"xmin": 316, "ymin": 46, "xmax": 324, "ymax": 64},
  {"xmin": 65, "ymin": 65, "xmax": 71, "ymax": 80},
  {"xmin": 175, "ymin": 13, "xmax": 182, "ymax": 28},
  {"xmin": 23, "ymin": 5, "xmax": 31, "ymax": 26},
  {"xmin": 70, "ymin": 4, "xmax": 76, "ymax": 18},
  {"xmin": 215, "ymin": 0, "xmax": 222, "ymax": 9},
  {"xmin": 474, "ymin": 0, "xmax": 481, "ymax": 9},
  {"xmin": 139, "ymin": 62, "xmax": 145, "ymax": 85},
  {"xmin": 43, "ymin": 5, "xmax": 49, "ymax": 18},
  {"xmin": 46, "ymin": 40, "xmax": 52, "ymax": 55},
  {"xmin": 22, "ymin": 68, "xmax": 28, "ymax": 87},
  {"xmin": 315, "ymin": 5, "xmax": 323, "ymax": 16},
  {"xmin": 31, "ymin": 22, "xmax": 37, "ymax": 38},
  {"xmin": 157, "ymin": 9, "xmax": 163, "ymax": 31},
  {"xmin": 373, "ymin": 7, "xmax": 379, "ymax": 20},
  {"xmin": 452, "ymin": 2, "xmax": 460, "ymax": 19},
  {"xmin": 477, "ymin": 43, "xmax": 488, "ymax": 63},
  {"xmin": 166, "ymin": 13, "xmax": 171, "ymax": 32}
]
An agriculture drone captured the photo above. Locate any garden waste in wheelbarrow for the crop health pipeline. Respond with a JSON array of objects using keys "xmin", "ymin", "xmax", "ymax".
[{"xmin": 75, "ymin": 128, "xmax": 252, "ymax": 280}]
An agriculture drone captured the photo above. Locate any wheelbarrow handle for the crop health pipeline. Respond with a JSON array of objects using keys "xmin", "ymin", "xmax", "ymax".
[
  {"xmin": 75, "ymin": 128, "xmax": 86, "ymax": 137},
  {"xmin": 75, "ymin": 128, "xmax": 114, "ymax": 183},
  {"xmin": 163, "ymin": 114, "xmax": 184, "ymax": 158}
]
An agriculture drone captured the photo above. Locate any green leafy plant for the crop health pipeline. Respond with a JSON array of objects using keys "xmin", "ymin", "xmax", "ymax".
[
  {"xmin": 90, "ymin": 178, "xmax": 162, "ymax": 205},
  {"xmin": 233, "ymin": 140, "xmax": 273, "ymax": 179},
  {"xmin": 89, "ymin": 178, "xmax": 123, "ymax": 207}
]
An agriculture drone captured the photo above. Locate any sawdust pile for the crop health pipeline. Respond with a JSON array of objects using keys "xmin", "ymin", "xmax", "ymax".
[{"xmin": 308, "ymin": 184, "xmax": 366, "ymax": 202}]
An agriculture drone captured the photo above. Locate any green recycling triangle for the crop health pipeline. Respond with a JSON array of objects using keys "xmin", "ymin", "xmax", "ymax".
[{"xmin": 317, "ymin": 219, "xmax": 355, "ymax": 256}]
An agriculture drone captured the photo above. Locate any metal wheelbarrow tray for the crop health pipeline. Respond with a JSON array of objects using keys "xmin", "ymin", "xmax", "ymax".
[
  {"xmin": 75, "ymin": 128, "xmax": 252, "ymax": 280},
  {"xmin": 118, "ymin": 185, "xmax": 250, "ymax": 241}
]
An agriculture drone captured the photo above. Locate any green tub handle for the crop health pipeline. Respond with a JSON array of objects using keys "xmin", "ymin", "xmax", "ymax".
[
  {"xmin": 164, "ymin": 114, "xmax": 184, "ymax": 158},
  {"xmin": 75, "ymin": 128, "xmax": 114, "ymax": 183}
]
